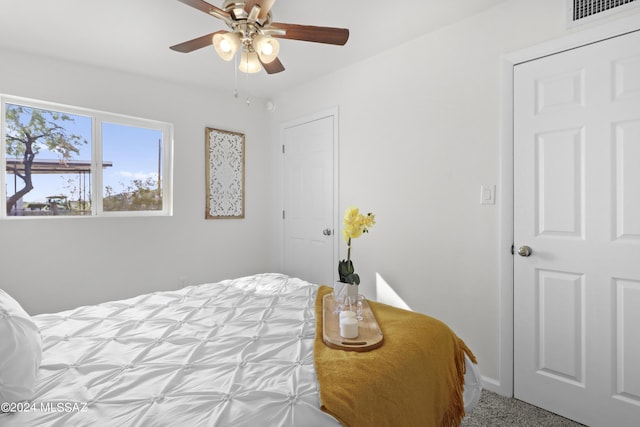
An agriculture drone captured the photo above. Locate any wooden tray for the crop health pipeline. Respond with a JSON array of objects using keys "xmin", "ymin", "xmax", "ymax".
[{"xmin": 322, "ymin": 293, "xmax": 384, "ymax": 352}]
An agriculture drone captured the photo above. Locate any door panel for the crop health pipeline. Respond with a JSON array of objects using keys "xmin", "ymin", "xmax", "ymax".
[
  {"xmin": 536, "ymin": 269, "xmax": 585, "ymax": 385},
  {"xmin": 535, "ymin": 128, "xmax": 584, "ymax": 236},
  {"xmin": 514, "ymin": 30, "xmax": 640, "ymax": 427},
  {"xmin": 614, "ymin": 120, "xmax": 640, "ymax": 239},
  {"xmin": 616, "ymin": 279, "xmax": 640, "ymax": 401}
]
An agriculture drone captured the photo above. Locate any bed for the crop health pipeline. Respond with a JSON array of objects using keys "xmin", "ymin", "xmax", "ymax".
[{"xmin": 1, "ymin": 273, "xmax": 480, "ymax": 426}]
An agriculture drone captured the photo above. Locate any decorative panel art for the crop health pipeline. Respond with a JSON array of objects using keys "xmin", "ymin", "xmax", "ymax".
[{"xmin": 205, "ymin": 127, "xmax": 245, "ymax": 219}]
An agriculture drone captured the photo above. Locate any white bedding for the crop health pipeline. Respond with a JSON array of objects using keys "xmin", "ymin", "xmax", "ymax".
[
  {"xmin": 2, "ymin": 274, "xmax": 340, "ymax": 427},
  {"xmin": 1, "ymin": 273, "xmax": 481, "ymax": 426}
]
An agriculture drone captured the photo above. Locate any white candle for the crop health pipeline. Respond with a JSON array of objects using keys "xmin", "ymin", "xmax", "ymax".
[
  {"xmin": 340, "ymin": 317, "xmax": 358, "ymax": 339},
  {"xmin": 339, "ymin": 310, "xmax": 356, "ymax": 321}
]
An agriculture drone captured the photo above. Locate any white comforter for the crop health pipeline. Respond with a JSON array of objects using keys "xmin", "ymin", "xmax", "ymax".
[{"xmin": 2, "ymin": 274, "xmax": 341, "ymax": 427}]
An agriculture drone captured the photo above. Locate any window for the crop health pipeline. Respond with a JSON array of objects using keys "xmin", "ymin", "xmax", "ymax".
[
  {"xmin": 101, "ymin": 122, "xmax": 164, "ymax": 212},
  {"xmin": 1, "ymin": 96, "xmax": 172, "ymax": 217}
]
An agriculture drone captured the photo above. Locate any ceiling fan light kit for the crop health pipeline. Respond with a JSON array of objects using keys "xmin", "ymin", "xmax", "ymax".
[{"xmin": 171, "ymin": 0, "xmax": 350, "ymax": 75}]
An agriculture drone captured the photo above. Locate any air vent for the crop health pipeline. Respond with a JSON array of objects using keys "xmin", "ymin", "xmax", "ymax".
[{"xmin": 570, "ymin": 0, "xmax": 638, "ymax": 22}]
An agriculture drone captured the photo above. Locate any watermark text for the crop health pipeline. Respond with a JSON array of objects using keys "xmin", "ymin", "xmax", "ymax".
[{"xmin": 1, "ymin": 401, "xmax": 88, "ymax": 413}]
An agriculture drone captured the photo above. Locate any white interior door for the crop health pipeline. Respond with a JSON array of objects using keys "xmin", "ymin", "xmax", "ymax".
[
  {"xmin": 514, "ymin": 30, "xmax": 640, "ymax": 427},
  {"xmin": 282, "ymin": 112, "xmax": 337, "ymax": 285}
]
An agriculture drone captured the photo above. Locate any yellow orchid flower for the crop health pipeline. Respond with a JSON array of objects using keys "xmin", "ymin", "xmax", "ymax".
[{"xmin": 338, "ymin": 206, "xmax": 376, "ymax": 285}]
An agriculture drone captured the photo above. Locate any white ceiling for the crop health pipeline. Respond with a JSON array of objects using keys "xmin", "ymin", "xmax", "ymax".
[{"xmin": 0, "ymin": 0, "xmax": 507, "ymax": 98}]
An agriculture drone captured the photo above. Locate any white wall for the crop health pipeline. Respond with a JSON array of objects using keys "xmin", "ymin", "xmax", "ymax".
[
  {"xmin": 0, "ymin": 48, "xmax": 277, "ymax": 315},
  {"xmin": 270, "ymin": 0, "xmax": 640, "ymax": 390}
]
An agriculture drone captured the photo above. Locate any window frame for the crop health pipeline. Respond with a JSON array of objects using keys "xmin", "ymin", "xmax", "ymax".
[{"xmin": 1, "ymin": 95, "xmax": 173, "ymax": 218}]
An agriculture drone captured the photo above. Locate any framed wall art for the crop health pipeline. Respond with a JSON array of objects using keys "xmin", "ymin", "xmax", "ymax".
[{"xmin": 205, "ymin": 127, "xmax": 245, "ymax": 219}]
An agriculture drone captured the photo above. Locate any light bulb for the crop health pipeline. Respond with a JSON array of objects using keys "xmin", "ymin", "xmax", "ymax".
[
  {"xmin": 253, "ymin": 35, "xmax": 279, "ymax": 64},
  {"xmin": 239, "ymin": 51, "xmax": 262, "ymax": 74},
  {"xmin": 213, "ymin": 32, "xmax": 240, "ymax": 61},
  {"xmin": 219, "ymin": 38, "xmax": 232, "ymax": 53},
  {"xmin": 261, "ymin": 43, "xmax": 273, "ymax": 56}
]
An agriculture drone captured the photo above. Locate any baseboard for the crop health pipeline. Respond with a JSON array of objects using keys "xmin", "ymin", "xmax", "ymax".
[{"xmin": 480, "ymin": 375, "xmax": 510, "ymax": 397}]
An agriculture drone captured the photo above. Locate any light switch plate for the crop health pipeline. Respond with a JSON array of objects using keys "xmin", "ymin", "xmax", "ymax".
[{"xmin": 480, "ymin": 185, "xmax": 496, "ymax": 205}]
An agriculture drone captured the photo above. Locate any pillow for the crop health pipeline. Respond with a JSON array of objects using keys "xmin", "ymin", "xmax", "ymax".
[{"xmin": 0, "ymin": 289, "xmax": 42, "ymax": 404}]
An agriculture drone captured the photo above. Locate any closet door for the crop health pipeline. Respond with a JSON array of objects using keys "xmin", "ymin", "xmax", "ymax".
[
  {"xmin": 282, "ymin": 112, "xmax": 337, "ymax": 285},
  {"xmin": 514, "ymin": 30, "xmax": 640, "ymax": 427}
]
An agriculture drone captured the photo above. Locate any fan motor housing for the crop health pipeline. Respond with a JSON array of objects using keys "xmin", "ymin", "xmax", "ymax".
[{"xmin": 222, "ymin": 0, "xmax": 272, "ymax": 27}]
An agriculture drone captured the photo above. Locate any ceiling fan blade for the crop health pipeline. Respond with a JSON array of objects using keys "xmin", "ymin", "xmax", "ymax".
[
  {"xmin": 244, "ymin": 0, "xmax": 276, "ymax": 20},
  {"xmin": 270, "ymin": 23, "xmax": 349, "ymax": 45},
  {"xmin": 260, "ymin": 56, "xmax": 285, "ymax": 74},
  {"xmin": 177, "ymin": 0, "xmax": 230, "ymax": 21},
  {"xmin": 170, "ymin": 31, "xmax": 224, "ymax": 53}
]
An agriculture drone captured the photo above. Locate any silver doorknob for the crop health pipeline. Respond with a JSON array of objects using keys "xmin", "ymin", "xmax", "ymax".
[
  {"xmin": 517, "ymin": 245, "xmax": 532, "ymax": 257},
  {"xmin": 322, "ymin": 228, "xmax": 332, "ymax": 236}
]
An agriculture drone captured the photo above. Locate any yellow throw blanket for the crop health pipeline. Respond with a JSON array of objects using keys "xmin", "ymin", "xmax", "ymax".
[{"xmin": 313, "ymin": 286, "xmax": 476, "ymax": 427}]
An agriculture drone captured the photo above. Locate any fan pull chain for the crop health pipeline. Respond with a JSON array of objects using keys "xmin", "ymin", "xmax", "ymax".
[
  {"xmin": 233, "ymin": 53, "xmax": 239, "ymax": 99},
  {"xmin": 245, "ymin": 54, "xmax": 251, "ymax": 107}
]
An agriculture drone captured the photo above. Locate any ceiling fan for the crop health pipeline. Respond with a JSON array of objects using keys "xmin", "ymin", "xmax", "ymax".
[{"xmin": 170, "ymin": 0, "xmax": 350, "ymax": 75}]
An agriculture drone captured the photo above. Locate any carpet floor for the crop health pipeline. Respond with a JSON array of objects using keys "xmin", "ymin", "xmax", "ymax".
[{"xmin": 461, "ymin": 391, "xmax": 587, "ymax": 426}]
